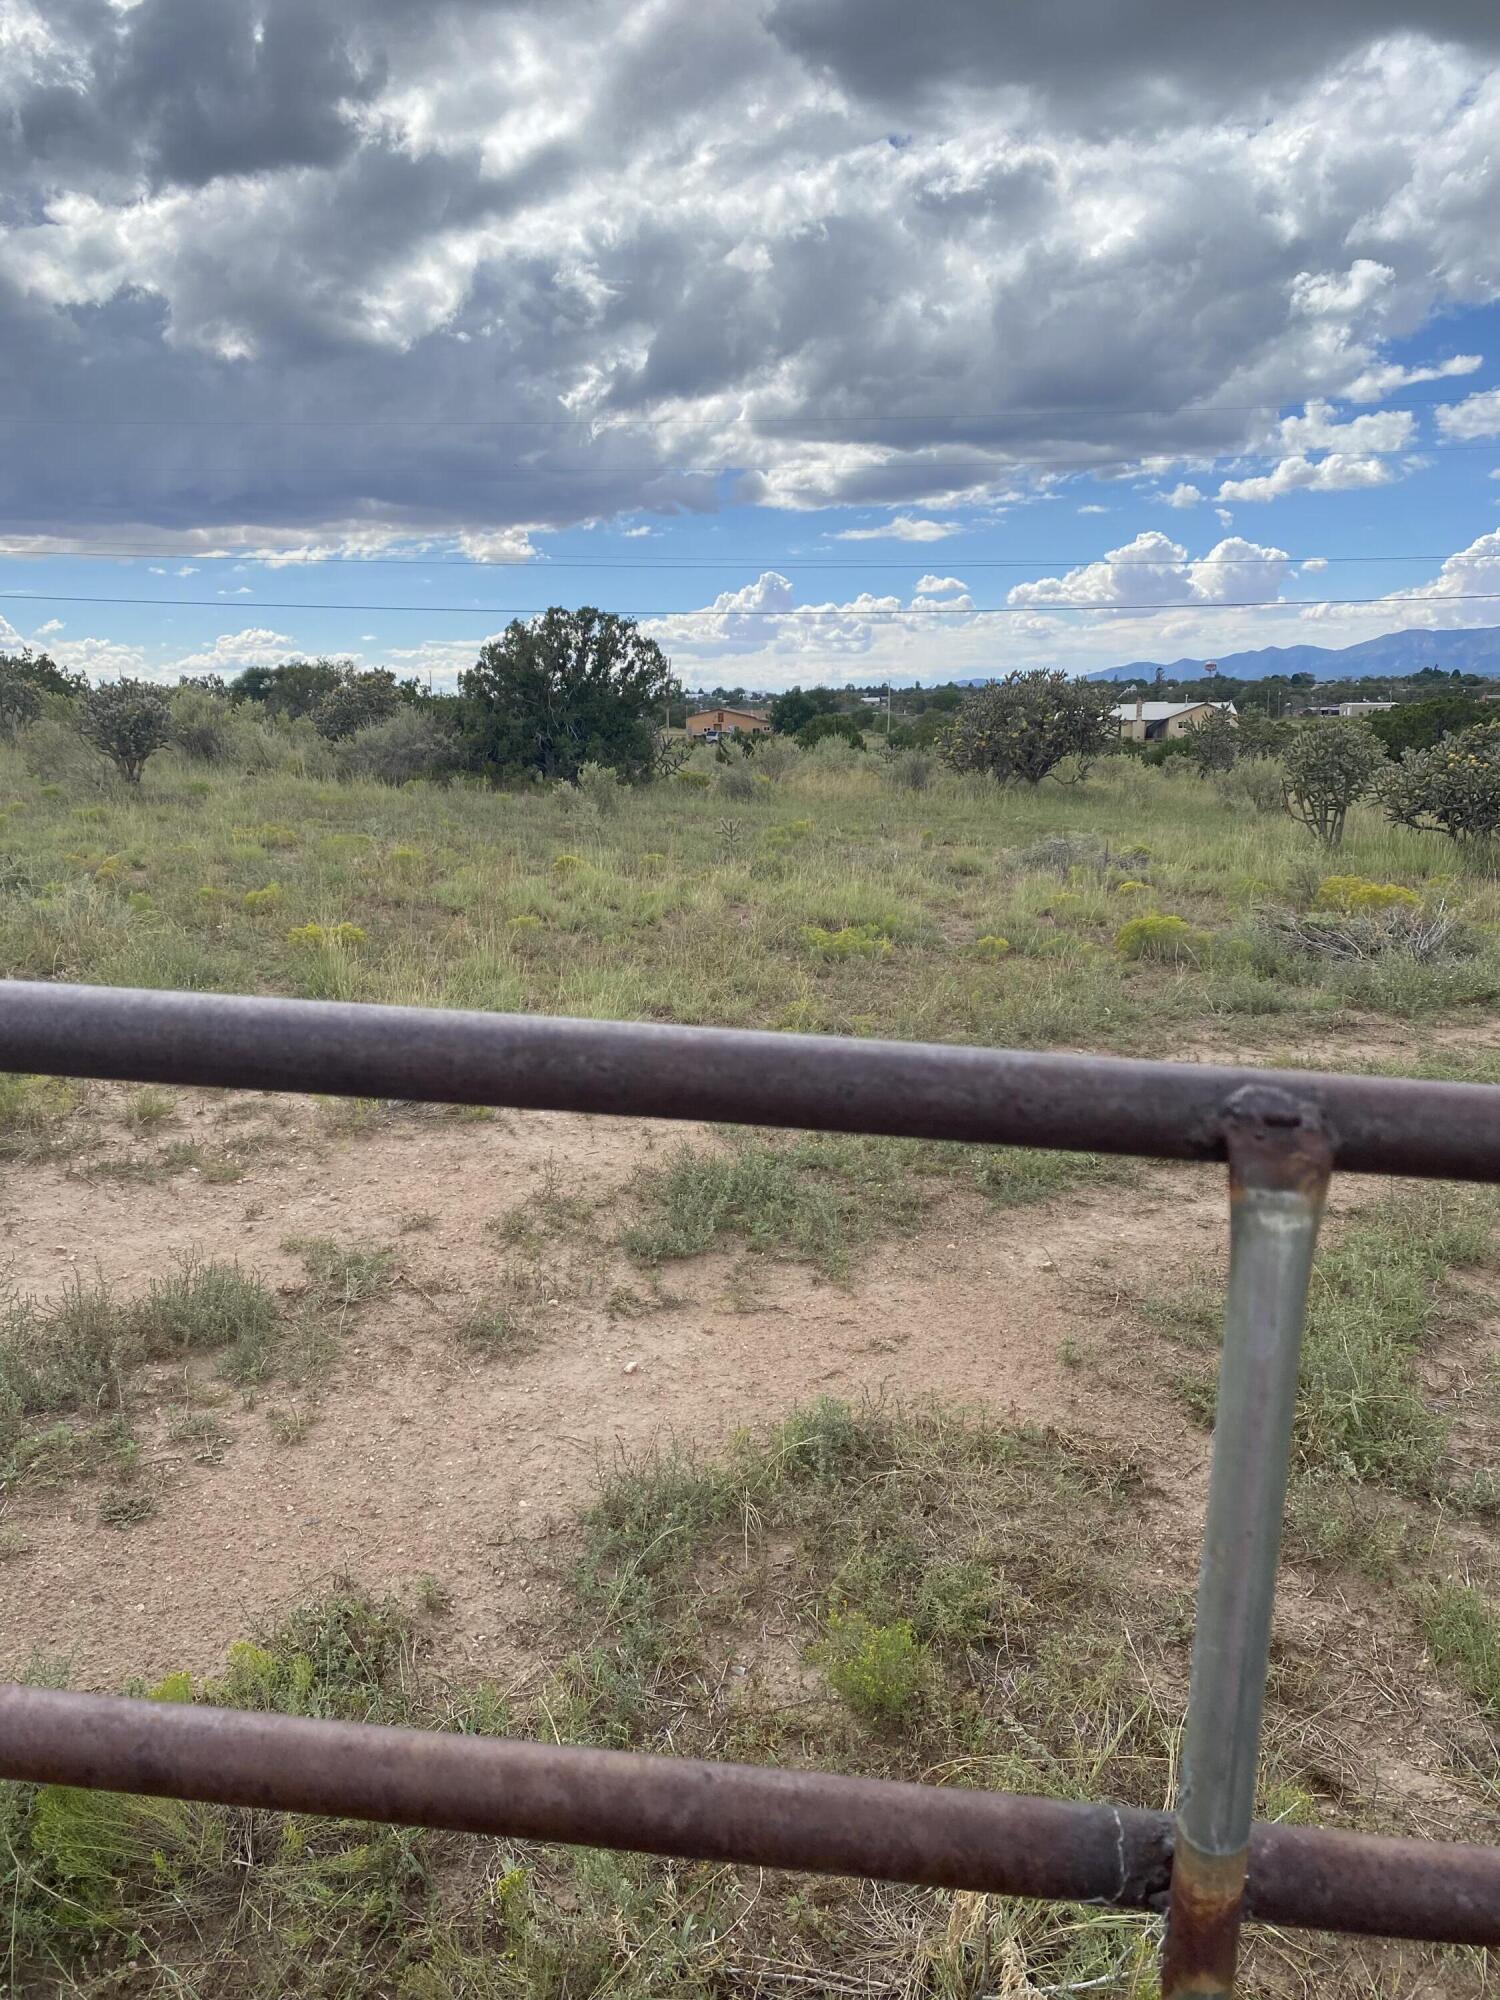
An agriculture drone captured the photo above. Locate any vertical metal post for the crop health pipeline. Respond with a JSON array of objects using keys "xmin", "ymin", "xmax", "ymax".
[{"xmin": 1161, "ymin": 1086, "xmax": 1333, "ymax": 1999}]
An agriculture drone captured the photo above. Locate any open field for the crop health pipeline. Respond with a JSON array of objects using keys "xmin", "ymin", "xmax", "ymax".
[{"xmin": 5, "ymin": 742, "xmax": 1500, "ymax": 1995}]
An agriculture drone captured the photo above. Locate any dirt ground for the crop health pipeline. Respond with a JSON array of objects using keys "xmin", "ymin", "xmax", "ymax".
[
  {"xmin": 0, "ymin": 1086, "xmax": 1235, "ymax": 1686},
  {"xmin": 0, "ymin": 1028, "xmax": 1489, "ymax": 1698}
]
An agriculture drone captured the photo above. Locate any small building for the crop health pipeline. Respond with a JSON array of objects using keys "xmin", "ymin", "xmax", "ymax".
[
  {"xmin": 1336, "ymin": 701, "xmax": 1394, "ymax": 717},
  {"xmin": 685, "ymin": 706, "xmax": 771, "ymax": 741},
  {"xmin": 1112, "ymin": 698, "xmax": 1237, "ymax": 743}
]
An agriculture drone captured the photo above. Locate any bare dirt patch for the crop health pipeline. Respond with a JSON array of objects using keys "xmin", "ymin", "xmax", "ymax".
[{"xmin": 0, "ymin": 1088, "xmax": 1248, "ymax": 1690}]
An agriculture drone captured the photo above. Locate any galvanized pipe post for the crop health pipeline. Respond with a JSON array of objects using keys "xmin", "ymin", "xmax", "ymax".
[{"xmin": 1162, "ymin": 1087, "xmax": 1334, "ymax": 2000}]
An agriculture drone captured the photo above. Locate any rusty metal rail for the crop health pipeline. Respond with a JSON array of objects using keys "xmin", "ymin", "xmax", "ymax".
[{"xmin": 1, "ymin": 979, "xmax": 1497, "ymax": 1994}]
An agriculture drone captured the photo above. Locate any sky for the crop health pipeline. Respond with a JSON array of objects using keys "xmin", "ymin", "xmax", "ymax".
[{"xmin": 3, "ymin": 2, "xmax": 1500, "ymax": 691}]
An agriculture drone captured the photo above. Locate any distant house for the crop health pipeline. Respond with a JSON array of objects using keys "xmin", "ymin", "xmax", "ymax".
[
  {"xmin": 685, "ymin": 706, "xmax": 771, "ymax": 741},
  {"xmin": 1112, "ymin": 698, "xmax": 1237, "ymax": 743},
  {"xmin": 1299, "ymin": 701, "xmax": 1394, "ymax": 718}
]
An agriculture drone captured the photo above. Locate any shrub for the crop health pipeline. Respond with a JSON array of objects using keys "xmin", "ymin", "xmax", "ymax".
[
  {"xmin": 1282, "ymin": 721, "xmax": 1384, "ymax": 846},
  {"xmin": 801, "ymin": 923, "xmax": 892, "ymax": 960},
  {"xmin": 796, "ymin": 711, "xmax": 865, "ymax": 752},
  {"xmin": 552, "ymin": 853, "xmax": 584, "ymax": 873},
  {"xmin": 1381, "ymin": 721, "xmax": 1500, "ymax": 849},
  {"xmin": 751, "ymin": 736, "xmax": 800, "ymax": 781},
  {"xmin": 1213, "ymin": 756, "xmax": 1284, "ymax": 814},
  {"xmin": 716, "ymin": 761, "xmax": 760, "ymax": 801},
  {"xmin": 334, "ymin": 707, "xmax": 448, "ymax": 784},
  {"xmin": 1315, "ymin": 874, "xmax": 1420, "ymax": 914},
  {"xmin": 1184, "ymin": 704, "xmax": 1239, "ymax": 777},
  {"xmin": 818, "ymin": 1612, "xmax": 927, "ymax": 1727},
  {"xmin": 975, "ymin": 934, "xmax": 1011, "ymax": 958},
  {"xmin": 287, "ymin": 921, "xmax": 366, "ymax": 949},
  {"xmin": 242, "ymin": 883, "xmax": 282, "ymax": 910},
  {"xmin": 1115, "ymin": 913, "xmax": 1203, "ymax": 962},
  {"xmin": 170, "ymin": 686, "xmax": 238, "ymax": 763},
  {"xmin": 674, "ymin": 769, "xmax": 711, "ymax": 789},
  {"xmin": 575, "ymin": 760, "xmax": 622, "ymax": 813},
  {"xmin": 884, "ymin": 749, "xmax": 933, "ymax": 791},
  {"xmin": 312, "ymin": 669, "xmax": 400, "ymax": 741},
  {"xmin": 1114, "ymin": 879, "xmax": 1151, "ymax": 896},
  {"xmin": 22, "ymin": 716, "xmax": 116, "ymax": 794},
  {"xmin": 78, "ymin": 678, "xmax": 174, "ymax": 785},
  {"xmin": 942, "ymin": 671, "xmax": 1115, "ymax": 786}
]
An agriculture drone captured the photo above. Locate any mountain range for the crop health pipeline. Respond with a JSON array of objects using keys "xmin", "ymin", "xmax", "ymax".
[{"xmin": 1079, "ymin": 626, "xmax": 1500, "ymax": 684}]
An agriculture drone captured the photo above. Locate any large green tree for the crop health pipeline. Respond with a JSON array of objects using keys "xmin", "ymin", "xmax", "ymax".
[
  {"xmin": 230, "ymin": 658, "xmax": 350, "ymax": 718},
  {"xmin": 458, "ymin": 607, "xmax": 678, "ymax": 784},
  {"xmin": 1369, "ymin": 695, "xmax": 1490, "ymax": 761},
  {"xmin": 769, "ymin": 685, "xmax": 840, "ymax": 735}
]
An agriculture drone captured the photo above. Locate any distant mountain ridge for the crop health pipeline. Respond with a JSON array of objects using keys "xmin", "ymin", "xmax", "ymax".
[{"xmin": 1079, "ymin": 626, "xmax": 1500, "ymax": 684}]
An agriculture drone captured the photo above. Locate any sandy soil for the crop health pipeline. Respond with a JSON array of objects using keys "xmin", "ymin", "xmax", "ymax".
[{"xmin": 0, "ymin": 1086, "xmax": 1250, "ymax": 1690}]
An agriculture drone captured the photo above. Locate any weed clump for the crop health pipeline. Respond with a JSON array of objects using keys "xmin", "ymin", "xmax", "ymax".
[
  {"xmin": 801, "ymin": 921, "xmax": 892, "ymax": 960},
  {"xmin": 1115, "ymin": 912, "xmax": 1203, "ymax": 962},
  {"xmin": 1315, "ymin": 874, "xmax": 1420, "ymax": 913},
  {"xmin": 818, "ymin": 1612, "xmax": 929, "ymax": 1727}
]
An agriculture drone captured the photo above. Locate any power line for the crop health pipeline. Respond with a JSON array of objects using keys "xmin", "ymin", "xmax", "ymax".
[
  {"xmin": 2, "ymin": 547, "xmax": 1498, "ymax": 570},
  {"xmin": 7, "ymin": 588, "xmax": 1500, "ymax": 618}
]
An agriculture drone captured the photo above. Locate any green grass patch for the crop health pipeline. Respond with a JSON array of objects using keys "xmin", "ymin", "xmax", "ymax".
[
  {"xmin": 621, "ymin": 1132, "xmax": 1129, "ymax": 1278},
  {"xmin": 1153, "ymin": 1187, "xmax": 1498, "ymax": 1498}
]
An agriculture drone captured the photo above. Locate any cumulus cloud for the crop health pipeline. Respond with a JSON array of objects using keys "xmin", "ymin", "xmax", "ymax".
[
  {"xmin": 1358, "ymin": 528, "xmax": 1500, "ymax": 629},
  {"xmin": 1215, "ymin": 453, "xmax": 1395, "ymax": 503},
  {"xmin": 1274, "ymin": 399, "xmax": 1415, "ymax": 454},
  {"xmin": 2, "ymin": 10, "xmax": 1500, "ymax": 547},
  {"xmin": 168, "ymin": 626, "xmax": 297, "ymax": 672},
  {"xmin": 35, "ymin": 617, "xmax": 64, "ymax": 634},
  {"xmin": 1006, "ymin": 531, "xmax": 1291, "ymax": 609},
  {"xmin": 647, "ymin": 568, "xmax": 984, "ymax": 661},
  {"xmin": 1162, "ymin": 484, "xmax": 1203, "ymax": 508},
  {"xmin": 1436, "ymin": 388, "xmax": 1500, "ymax": 440},
  {"xmin": 832, "ymin": 517, "xmax": 962, "ymax": 542},
  {"xmin": 0, "ymin": 612, "xmax": 22, "ymax": 647}
]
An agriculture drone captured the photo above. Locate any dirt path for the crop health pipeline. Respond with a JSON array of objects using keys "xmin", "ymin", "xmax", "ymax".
[{"xmin": 0, "ymin": 1085, "xmax": 1269, "ymax": 1690}]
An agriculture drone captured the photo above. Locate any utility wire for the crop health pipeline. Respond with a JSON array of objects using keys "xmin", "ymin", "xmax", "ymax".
[
  {"xmin": 1, "ymin": 547, "xmax": 1497, "ymax": 569},
  {"xmin": 6, "ymin": 588, "xmax": 1500, "ymax": 618}
]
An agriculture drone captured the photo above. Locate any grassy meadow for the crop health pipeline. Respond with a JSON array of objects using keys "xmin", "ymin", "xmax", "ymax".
[
  {"xmin": 5, "ymin": 734, "xmax": 1500, "ymax": 1054},
  {"xmin": 6, "ymin": 735, "xmax": 1500, "ymax": 1995}
]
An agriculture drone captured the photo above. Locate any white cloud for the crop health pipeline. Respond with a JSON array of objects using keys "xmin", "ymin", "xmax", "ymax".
[
  {"xmin": 1215, "ymin": 508, "xmax": 1234, "ymax": 527},
  {"xmin": 1300, "ymin": 556, "xmax": 1329, "ymax": 572},
  {"xmin": 35, "ymin": 617, "xmax": 64, "ymax": 633},
  {"xmin": 49, "ymin": 635, "xmax": 150, "ymax": 679},
  {"xmin": 1275, "ymin": 399, "xmax": 1415, "ymax": 454},
  {"xmin": 1007, "ymin": 530, "xmax": 1291, "ymax": 609},
  {"xmin": 1162, "ymin": 484, "xmax": 1203, "ymax": 508},
  {"xmin": 621, "ymin": 524, "xmax": 655, "ymax": 538},
  {"xmin": 1342, "ymin": 527, "xmax": 1500, "ymax": 630},
  {"xmin": 1077, "ymin": 504, "xmax": 1108, "ymax": 515},
  {"xmin": 0, "ymin": 612, "xmax": 22, "ymax": 647},
  {"xmin": 832, "ymin": 516, "xmax": 961, "ymax": 542},
  {"xmin": 456, "ymin": 528, "xmax": 540, "ymax": 562},
  {"xmin": 168, "ymin": 626, "xmax": 295, "ymax": 673},
  {"xmin": 1435, "ymin": 387, "xmax": 1500, "ymax": 440},
  {"xmin": 914, "ymin": 575, "xmax": 968, "ymax": 594},
  {"xmin": 1215, "ymin": 453, "xmax": 1395, "ymax": 503},
  {"xmin": 1345, "ymin": 354, "xmax": 1481, "ymax": 401}
]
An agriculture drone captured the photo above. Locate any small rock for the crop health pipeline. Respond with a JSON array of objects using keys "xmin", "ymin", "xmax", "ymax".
[{"xmin": 622, "ymin": 1358, "xmax": 640, "ymax": 1375}]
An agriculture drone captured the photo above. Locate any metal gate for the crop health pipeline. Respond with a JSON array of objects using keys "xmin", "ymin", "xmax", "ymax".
[{"xmin": 2, "ymin": 980, "xmax": 1498, "ymax": 1998}]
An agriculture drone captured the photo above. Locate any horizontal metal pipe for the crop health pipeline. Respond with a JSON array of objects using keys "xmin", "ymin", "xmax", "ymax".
[
  {"xmin": 1, "ymin": 1688, "xmax": 1497, "ymax": 1945},
  {"xmin": 1, "ymin": 981, "xmax": 1498, "ymax": 1179}
]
